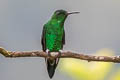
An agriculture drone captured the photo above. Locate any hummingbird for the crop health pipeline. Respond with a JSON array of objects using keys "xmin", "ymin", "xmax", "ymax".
[{"xmin": 41, "ymin": 9, "xmax": 79, "ymax": 78}]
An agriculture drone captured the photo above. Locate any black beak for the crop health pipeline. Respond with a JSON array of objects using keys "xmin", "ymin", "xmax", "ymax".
[{"xmin": 67, "ymin": 12, "xmax": 80, "ymax": 15}]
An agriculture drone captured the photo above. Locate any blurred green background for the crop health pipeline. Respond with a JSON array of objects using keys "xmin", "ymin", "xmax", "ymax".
[{"xmin": 0, "ymin": 0, "xmax": 120, "ymax": 80}]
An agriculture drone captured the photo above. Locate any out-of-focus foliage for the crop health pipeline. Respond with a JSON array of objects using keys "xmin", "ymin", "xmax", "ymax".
[
  {"xmin": 59, "ymin": 49, "xmax": 115, "ymax": 80},
  {"xmin": 110, "ymin": 69, "xmax": 120, "ymax": 80}
]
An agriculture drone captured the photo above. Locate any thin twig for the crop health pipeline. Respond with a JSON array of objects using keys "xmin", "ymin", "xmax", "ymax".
[{"xmin": 0, "ymin": 47, "xmax": 120, "ymax": 63}]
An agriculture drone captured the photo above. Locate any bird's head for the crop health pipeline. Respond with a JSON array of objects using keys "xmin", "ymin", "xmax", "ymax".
[{"xmin": 51, "ymin": 9, "xmax": 80, "ymax": 22}]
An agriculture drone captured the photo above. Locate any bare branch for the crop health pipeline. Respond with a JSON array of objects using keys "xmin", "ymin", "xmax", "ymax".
[{"xmin": 0, "ymin": 47, "xmax": 120, "ymax": 63}]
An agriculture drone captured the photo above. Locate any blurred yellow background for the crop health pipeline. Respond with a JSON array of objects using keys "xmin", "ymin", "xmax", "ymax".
[{"xmin": 59, "ymin": 49, "xmax": 120, "ymax": 80}]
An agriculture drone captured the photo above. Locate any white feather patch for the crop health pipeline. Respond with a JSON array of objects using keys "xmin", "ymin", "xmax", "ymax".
[{"xmin": 50, "ymin": 52, "xmax": 59, "ymax": 57}]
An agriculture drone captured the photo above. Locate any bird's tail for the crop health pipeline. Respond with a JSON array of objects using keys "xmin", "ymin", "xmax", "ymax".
[{"xmin": 45, "ymin": 57, "xmax": 59, "ymax": 79}]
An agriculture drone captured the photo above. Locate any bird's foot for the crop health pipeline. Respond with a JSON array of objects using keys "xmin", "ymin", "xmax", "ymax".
[
  {"xmin": 46, "ymin": 49, "xmax": 63, "ymax": 58},
  {"xmin": 57, "ymin": 50, "xmax": 63, "ymax": 58}
]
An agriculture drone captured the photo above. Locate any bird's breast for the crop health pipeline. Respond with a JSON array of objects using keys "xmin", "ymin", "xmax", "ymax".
[{"xmin": 45, "ymin": 27, "xmax": 64, "ymax": 51}]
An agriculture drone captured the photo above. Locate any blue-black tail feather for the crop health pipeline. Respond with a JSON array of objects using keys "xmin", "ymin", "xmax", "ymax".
[{"xmin": 46, "ymin": 58, "xmax": 59, "ymax": 79}]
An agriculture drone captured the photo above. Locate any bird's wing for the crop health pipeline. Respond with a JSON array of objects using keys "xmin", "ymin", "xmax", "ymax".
[
  {"xmin": 41, "ymin": 25, "xmax": 46, "ymax": 51},
  {"xmin": 62, "ymin": 30, "xmax": 65, "ymax": 45}
]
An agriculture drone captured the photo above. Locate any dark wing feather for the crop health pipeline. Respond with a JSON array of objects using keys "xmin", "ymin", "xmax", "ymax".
[
  {"xmin": 62, "ymin": 30, "xmax": 65, "ymax": 45},
  {"xmin": 41, "ymin": 26, "xmax": 46, "ymax": 51},
  {"xmin": 61, "ymin": 30, "xmax": 65, "ymax": 49}
]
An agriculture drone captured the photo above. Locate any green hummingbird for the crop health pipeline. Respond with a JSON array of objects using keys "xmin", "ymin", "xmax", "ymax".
[{"xmin": 41, "ymin": 9, "xmax": 79, "ymax": 78}]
